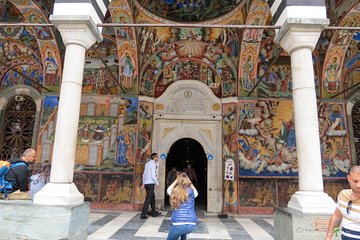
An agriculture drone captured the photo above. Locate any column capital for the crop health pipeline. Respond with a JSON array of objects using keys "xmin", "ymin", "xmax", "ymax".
[
  {"xmin": 275, "ymin": 18, "xmax": 329, "ymax": 54},
  {"xmin": 50, "ymin": 15, "xmax": 102, "ymax": 49}
]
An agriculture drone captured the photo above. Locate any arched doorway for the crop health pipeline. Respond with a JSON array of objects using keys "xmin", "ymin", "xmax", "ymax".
[
  {"xmin": 0, "ymin": 94, "xmax": 36, "ymax": 159},
  {"xmin": 165, "ymin": 138, "xmax": 207, "ymax": 209},
  {"xmin": 352, "ymin": 101, "xmax": 360, "ymax": 164},
  {"xmin": 151, "ymin": 80, "xmax": 223, "ymax": 212}
]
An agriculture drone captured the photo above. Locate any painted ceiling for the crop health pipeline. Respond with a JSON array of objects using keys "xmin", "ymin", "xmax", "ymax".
[
  {"xmin": 0, "ymin": 0, "xmax": 359, "ymax": 100},
  {"xmin": 136, "ymin": 0, "xmax": 244, "ymax": 22}
]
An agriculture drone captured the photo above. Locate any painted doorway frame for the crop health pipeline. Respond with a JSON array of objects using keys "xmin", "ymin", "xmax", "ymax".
[{"xmin": 151, "ymin": 80, "xmax": 223, "ymax": 212}]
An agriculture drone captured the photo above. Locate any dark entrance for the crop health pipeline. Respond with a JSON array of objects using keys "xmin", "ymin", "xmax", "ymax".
[{"xmin": 165, "ymin": 138, "xmax": 207, "ymax": 209}]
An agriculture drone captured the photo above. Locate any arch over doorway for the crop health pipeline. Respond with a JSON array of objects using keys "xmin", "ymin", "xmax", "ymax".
[{"xmin": 151, "ymin": 80, "xmax": 223, "ymax": 212}]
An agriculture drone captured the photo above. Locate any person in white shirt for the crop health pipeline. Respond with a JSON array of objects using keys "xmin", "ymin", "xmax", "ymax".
[{"xmin": 140, "ymin": 153, "xmax": 162, "ymax": 219}]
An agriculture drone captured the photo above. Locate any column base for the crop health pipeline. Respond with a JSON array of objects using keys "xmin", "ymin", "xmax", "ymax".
[
  {"xmin": 274, "ymin": 207, "xmax": 339, "ymax": 240},
  {"xmin": 287, "ymin": 191, "xmax": 336, "ymax": 214},
  {"xmin": 34, "ymin": 182, "xmax": 84, "ymax": 205},
  {"xmin": 0, "ymin": 200, "xmax": 89, "ymax": 240}
]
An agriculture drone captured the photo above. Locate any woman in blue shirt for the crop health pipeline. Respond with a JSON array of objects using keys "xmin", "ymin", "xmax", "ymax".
[{"xmin": 167, "ymin": 172, "xmax": 198, "ymax": 240}]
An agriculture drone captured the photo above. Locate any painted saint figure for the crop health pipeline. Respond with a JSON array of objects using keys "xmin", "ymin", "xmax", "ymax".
[
  {"xmin": 44, "ymin": 51, "xmax": 58, "ymax": 85},
  {"xmin": 324, "ymin": 57, "xmax": 340, "ymax": 94},
  {"xmin": 116, "ymin": 135, "xmax": 128, "ymax": 165},
  {"xmin": 242, "ymin": 55, "xmax": 254, "ymax": 91},
  {"xmin": 120, "ymin": 53, "xmax": 134, "ymax": 89}
]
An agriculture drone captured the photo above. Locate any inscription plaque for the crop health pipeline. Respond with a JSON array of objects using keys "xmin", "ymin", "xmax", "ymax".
[{"xmin": 168, "ymin": 98, "xmax": 205, "ymax": 113}]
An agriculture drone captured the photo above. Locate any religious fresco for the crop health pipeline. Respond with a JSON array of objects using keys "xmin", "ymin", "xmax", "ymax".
[
  {"xmin": 75, "ymin": 95, "xmax": 138, "ymax": 172},
  {"xmin": 277, "ymin": 179, "xmax": 298, "ymax": 207},
  {"xmin": 324, "ymin": 179, "xmax": 349, "ymax": 202},
  {"xmin": 223, "ymin": 102, "xmax": 237, "ymax": 159},
  {"xmin": 41, "ymin": 95, "xmax": 58, "ymax": 126},
  {"xmin": 74, "ymin": 173, "xmax": 100, "ymax": 202},
  {"xmin": 224, "ymin": 180, "xmax": 237, "ymax": 207},
  {"xmin": 136, "ymin": 100, "xmax": 153, "ymax": 172},
  {"xmin": 0, "ymin": 0, "xmax": 24, "ymax": 22},
  {"xmin": 2, "ymin": 0, "xmax": 359, "ymax": 213},
  {"xmin": 0, "ymin": 64, "xmax": 44, "ymax": 92},
  {"xmin": 139, "ymin": 32, "xmax": 237, "ymax": 97},
  {"xmin": 257, "ymin": 58, "xmax": 292, "ymax": 98},
  {"xmin": 32, "ymin": 0, "xmax": 54, "ymax": 15},
  {"xmin": 238, "ymin": 0, "xmax": 270, "ymax": 96},
  {"xmin": 118, "ymin": 42, "xmax": 138, "ymax": 93},
  {"xmin": 83, "ymin": 36, "xmax": 120, "ymax": 95},
  {"xmin": 41, "ymin": 42, "xmax": 61, "ymax": 91},
  {"xmin": 238, "ymin": 99, "xmax": 298, "ymax": 177},
  {"xmin": 0, "ymin": 1, "xmax": 61, "ymax": 94},
  {"xmin": 319, "ymin": 102, "xmax": 351, "ymax": 177},
  {"xmin": 134, "ymin": 174, "xmax": 146, "ymax": 204},
  {"xmin": 238, "ymin": 99, "xmax": 352, "ymax": 177},
  {"xmin": 110, "ymin": 1, "xmax": 139, "ymax": 95},
  {"xmin": 316, "ymin": 30, "xmax": 333, "ymax": 64},
  {"xmin": 100, "ymin": 174, "xmax": 134, "ymax": 203},
  {"xmin": 328, "ymin": 0, "xmax": 359, "ymax": 25},
  {"xmin": 323, "ymin": 46, "xmax": 345, "ymax": 98},
  {"xmin": 239, "ymin": 179, "xmax": 276, "ymax": 207},
  {"xmin": 37, "ymin": 95, "xmax": 139, "ymax": 172},
  {"xmin": 343, "ymin": 32, "xmax": 360, "ymax": 98},
  {"xmin": 322, "ymin": 2, "xmax": 360, "ymax": 98},
  {"xmin": 136, "ymin": 0, "xmax": 243, "ymax": 22}
]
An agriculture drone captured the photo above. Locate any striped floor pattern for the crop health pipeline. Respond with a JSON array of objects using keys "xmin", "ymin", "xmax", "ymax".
[{"xmin": 88, "ymin": 211, "xmax": 275, "ymax": 240}]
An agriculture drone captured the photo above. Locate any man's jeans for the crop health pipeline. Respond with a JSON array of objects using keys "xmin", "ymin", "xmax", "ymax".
[{"xmin": 166, "ymin": 224, "xmax": 196, "ymax": 240}]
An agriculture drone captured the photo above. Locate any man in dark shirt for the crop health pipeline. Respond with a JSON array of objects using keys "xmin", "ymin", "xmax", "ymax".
[
  {"xmin": 4, "ymin": 148, "xmax": 36, "ymax": 199},
  {"xmin": 183, "ymin": 163, "xmax": 198, "ymax": 185},
  {"xmin": 166, "ymin": 166, "xmax": 178, "ymax": 188}
]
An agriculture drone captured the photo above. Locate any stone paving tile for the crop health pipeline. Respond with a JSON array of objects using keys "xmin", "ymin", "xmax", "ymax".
[{"xmin": 88, "ymin": 211, "xmax": 274, "ymax": 240}]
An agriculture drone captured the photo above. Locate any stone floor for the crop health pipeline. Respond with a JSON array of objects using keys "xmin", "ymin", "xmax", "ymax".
[{"xmin": 87, "ymin": 210, "xmax": 275, "ymax": 240}]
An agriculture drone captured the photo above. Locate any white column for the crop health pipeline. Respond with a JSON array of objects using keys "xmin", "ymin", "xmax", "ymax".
[
  {"xmin": 275, "ymin": 19, "xmax": 335, "ymax": 214},
  {"xmin": 34, "ymin": 16, "xmax": 102, "ymax": 205}
]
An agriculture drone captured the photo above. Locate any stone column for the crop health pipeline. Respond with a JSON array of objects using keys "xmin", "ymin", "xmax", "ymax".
[
  {"xmin": 34, "ymin": 16, "xmax": 102, "ymax": 205},
  {"xmin": 275, "ymin": 19, "xmax": 335, "ymax": 214}
]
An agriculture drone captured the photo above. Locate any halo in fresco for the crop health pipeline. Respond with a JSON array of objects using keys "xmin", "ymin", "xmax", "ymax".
[{"xmin": 136, "ymin": 0, "xmax": 243, "ymax": 22}]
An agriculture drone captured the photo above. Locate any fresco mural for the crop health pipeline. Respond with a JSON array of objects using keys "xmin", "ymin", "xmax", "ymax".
[
  {"xmin": 343, "ymin": 32, "xmax": 360, "ymax": 98},
  {"xmin": 277, "ymin": 179, "xmax": 298, "ymax": 207},
  {"xmin": 324, "ymin": 179, "xmax": 349, "ymax": 202},
  {"xmin": 238, "ymin": 99, "xmax": 352, "ymax": 178},
  {"xmin": 2, "ymin": 0, "xmax": 359, "ymax": 213},
  {"xmin": 257, "ymin": 58, "xmax": 292, "ymax": 98},
  {"xmin": 74, "ymin": 173, "xmax": 100, "ymax": 202},
  {"xmin": 139, "ymin": 29, "xmax": 238, "ymax": 97},
  {"xmin": 83, "ymin": 36, "xmax": 120, "ymax": 95},
  {"xmin": 75, "ymin": 95, "xmax": 138, "ymax": 172},
  {"xmin": 110, "ymin": 1, "xmax": 139, "ymax": 94},
  {"xmin": 41, "ymin": 95, "xmax": 58, "ymax": 126},
  {"xmin": 238, "ymin": 99, "xmax": 298, "ymax": 176},
  {"xmin": 224, "ymin": 179, "xmax": 237, "ymax": 208},
  {"xmin": 136, "ymin": 0, "xmax": 243, "ymax": 22},
  {"xmin": 223, "ymin": 102, "xmax": 237, "ymax": 159},
  {"xmin": 319, "ymin": 102, "xmax": 351, "ymax": 177},
  {"xmin": 238, "ymin": 0, "xmax": 270, "ymax": 96},
  {"xmin": 239, "ymin": 179, "xmax": 276, "ymax": 207},
  {"xmin": 134, "ymin": 174, "xmax": 146, "ymax": 204},
  {"xmin": 100, "ymin": 174, "xmax": 134, "ymax": 204},
  {"xmin": 136, "ymin": 100, "xmax": 153, "ymax": 172},
  {"xmin": 0, "ymin": 0, "xmax": 24, "ymax": 22},
  {"xmin": 322, "ymin": 2, "xmax": 360, "ymax": 98}
]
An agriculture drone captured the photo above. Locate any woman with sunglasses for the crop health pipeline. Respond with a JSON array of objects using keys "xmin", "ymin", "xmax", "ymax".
[{"xmin": 166, "ymin": 172, "xmax": 198, "ymax": 240}]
